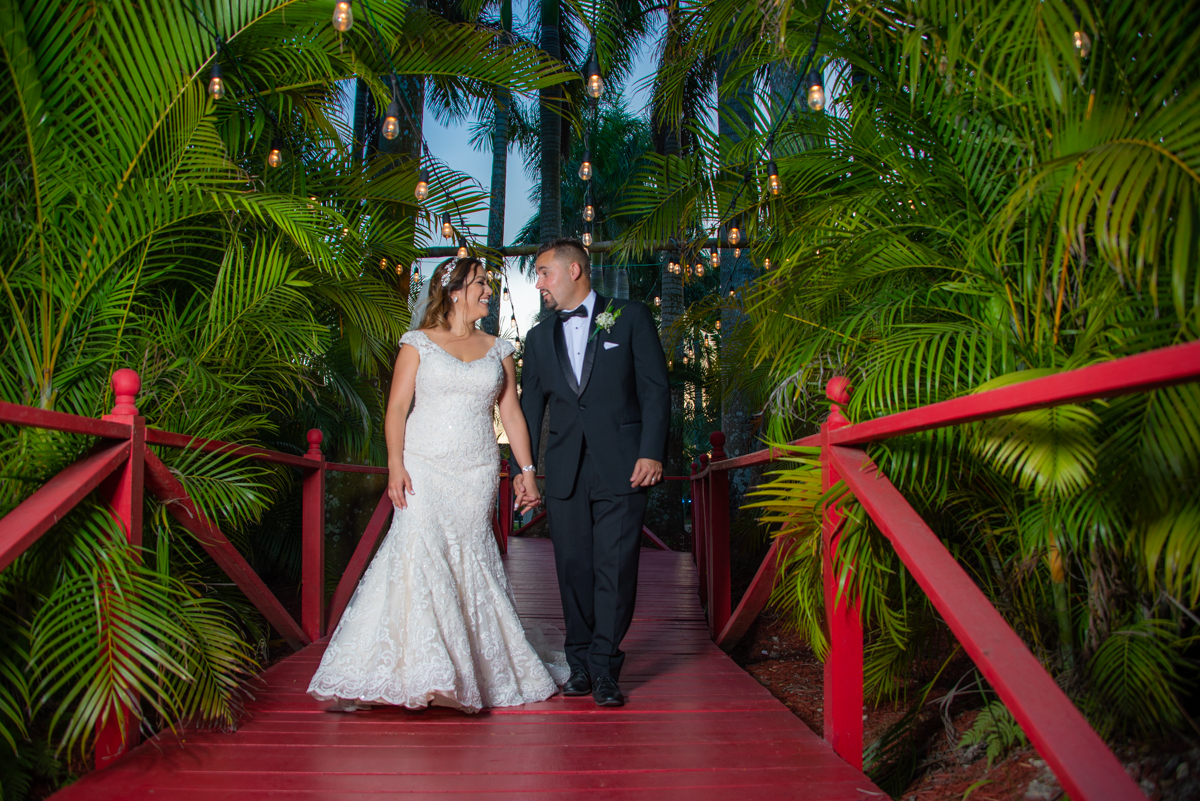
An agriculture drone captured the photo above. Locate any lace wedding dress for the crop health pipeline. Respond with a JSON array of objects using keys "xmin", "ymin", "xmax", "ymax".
[{"xmin": 307, "ymin": 331, "xmax": 562, "ymax": 712}]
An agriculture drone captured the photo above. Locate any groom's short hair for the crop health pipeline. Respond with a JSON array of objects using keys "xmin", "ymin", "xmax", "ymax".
[{"xmin": 537, "ymin": 238, "xmax": 590, "ymax": 276}]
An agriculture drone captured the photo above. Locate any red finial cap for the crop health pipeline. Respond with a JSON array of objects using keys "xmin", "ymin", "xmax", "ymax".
[
  {"xmin": 110, "ymin": 369, "xmax": 140, "ymax": 417},
  {"xmin": 699, "ymin": 453, "xmax": 710, "ymax": 468},
  {"xmin": 709, "ymin": 430, "xmax": 727, "ymax": 460},
  {"xmin": 825, "ymin": 377, "xmax": 852, "ymax": 428},
  {"xmin": 825, "ymin": 376, "xmax": 851, "ymax": 404},
  {"xmin": 306, "ymin": 428, "xmax": 324, "ymax": 457}
]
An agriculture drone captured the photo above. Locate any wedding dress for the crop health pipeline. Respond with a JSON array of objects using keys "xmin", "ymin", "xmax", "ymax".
[{"xmin": 307, "ymin": 331, "xmax": 562, "ymax": 712}]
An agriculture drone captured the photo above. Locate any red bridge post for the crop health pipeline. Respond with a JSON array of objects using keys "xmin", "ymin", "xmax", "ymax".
[
  {"xmin": 302, "ymin": 429, "xmax": 326, "ymax": 641},
  {"xmin": 822, "ymin": 377, "xmax": 863, "ymax": 768},
  {"xmin": 707, "ymin": 432, "xmax": 731, "ymax": 638},
  {"xmin": 95, "ymin": 368, "xmax": 145, "ymax": 769},
  {"xmin": 695, "ymin": 453, "xmax": 709, "ymax": 608}
]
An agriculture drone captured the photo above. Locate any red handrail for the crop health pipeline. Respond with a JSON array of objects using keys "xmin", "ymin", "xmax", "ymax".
[{"xmin": 690, "ymin": 341, "xmax": 1200, "ymax": 800}]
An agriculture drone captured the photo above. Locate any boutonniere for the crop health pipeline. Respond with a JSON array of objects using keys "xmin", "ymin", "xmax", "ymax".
[{"xmin": 590, "ymin": 302, "xmax": 622, "ymax": 341}]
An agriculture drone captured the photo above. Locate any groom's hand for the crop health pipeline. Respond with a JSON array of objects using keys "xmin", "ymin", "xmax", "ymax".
[{"xmin": 630, "ymin": 458, "xmax": 663, "ymax": 488}]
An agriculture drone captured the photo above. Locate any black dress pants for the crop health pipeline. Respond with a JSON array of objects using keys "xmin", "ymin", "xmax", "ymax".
[{"xmin": 545, "ymin": 445, "xmax": 646, "ymax": 682}]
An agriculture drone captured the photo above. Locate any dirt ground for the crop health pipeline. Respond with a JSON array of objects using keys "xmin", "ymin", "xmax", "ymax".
[{"xmin": 730, "ymin": 610, "xmax": 1200, "ymax": 801}]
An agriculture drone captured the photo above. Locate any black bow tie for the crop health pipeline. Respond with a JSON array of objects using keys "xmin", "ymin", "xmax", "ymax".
[{"xmin": 557, "ymin": 306, "xmax": 588, "ymax": 322}]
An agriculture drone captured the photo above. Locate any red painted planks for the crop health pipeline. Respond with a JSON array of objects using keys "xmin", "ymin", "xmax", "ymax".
[{"xmin": 52, "ymin": 537, "xmax": 882, "ymax": 800}]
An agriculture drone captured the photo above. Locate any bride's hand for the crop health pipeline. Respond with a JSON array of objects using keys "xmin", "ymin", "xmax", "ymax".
[
  {"xmin": 388, "ymin": 465, "xmax": 415, "ymax": 509},
  {"xmin": 518, "ymin": 472, "xmax": 541, "ymax": 513}
]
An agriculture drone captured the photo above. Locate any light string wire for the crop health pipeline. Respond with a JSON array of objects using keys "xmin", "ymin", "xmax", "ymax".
[
  {"xmin": 184, "ymin": 0, "xmax": 291, "ymax": 161},
  {"xmin": 711, "ymin": 0, "xmax": 830, "ymax": 255}
]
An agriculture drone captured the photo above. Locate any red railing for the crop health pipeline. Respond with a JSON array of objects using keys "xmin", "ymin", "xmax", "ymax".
[
  {"xmin": 0, "ymin": 368, "xmax": 523, "ymax": 769},
  {"xmin": 691, "ymin": 339, "xmax": 1200, "ymax": 800}
]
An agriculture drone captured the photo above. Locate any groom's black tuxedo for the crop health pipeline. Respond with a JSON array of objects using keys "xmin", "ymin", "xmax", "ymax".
[{"xmin": 518, "ymin": 294, "xmax": 670, "ymax": 682}]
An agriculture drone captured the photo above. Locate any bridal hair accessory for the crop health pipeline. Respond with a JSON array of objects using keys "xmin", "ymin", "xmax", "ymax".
[{"xmin": 440, "ymin": 264, "xmax": 454, "ymax": 287}]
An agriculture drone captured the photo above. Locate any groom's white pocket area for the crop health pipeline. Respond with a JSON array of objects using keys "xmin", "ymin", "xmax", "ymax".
[{"xmin": 603, "ymin": 342, "xmax": 619, "ymax": 350}]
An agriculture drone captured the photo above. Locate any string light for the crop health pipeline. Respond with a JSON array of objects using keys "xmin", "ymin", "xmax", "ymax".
[
  {"xmin": 582, "ymin": 226, "xmax": 593, "ymax": 247},
  {"xmin": 734, "ymin": 248, "xmax": 741, "ymax": 258},
  {"xmin": 457, "ymin": 238, "xmax": 469, "ymax": 258},
  {"xmin": 654, "ymin": 296, "xmax": 661, "ymax": 306},
  {"xmin": 578, "ymin": 150, "xmax": 592, "ymax": 181},
  {"xmin": 806, "ymin": 70, "xmax": 825, "ymax": 111},
  {"xmin": 728, "ymin": 218, "xmax": 741, "ymax": 246},
  {"xmin": 382, "ymin": 97, "xmax": 400, "ymax": 140},
  {"xmin": 414, "ymin": 165, "xmax": 429, "ymax": 201},
  {"xmin": 584, "ymin": 203, "xmax": 595, "ymax": 222},
  {"xmin": 208, "ymin": 62, "xmax": 225, "ymax": 100},
  {"xmin": 441, "ymin": 213, "xmax": 454, "ymax": 239},
  {"xmin": 1073, "ymin": 16, "xmax": 1091, "ymax": 57},
  {"xmin": 585, "ymin": 51, "xmax": 604, "ymax": 100},
  {"xmin": 696, "ymin": 263, "xmax": 705, "ymax": 278},
  {"xmin": 332, "ymin": 0, "xmax": 353, "ymax": 32},
  {"xmin": 763, "ymin": 257, "xmax": 772, "ymax": 270},
  {"xmin": 767, "ymin": 159, "xmax": 782, "ymax": 195},
  {"xmin": 711, "ymin": 248, "xmax": 720, "ymax": 267},
  {"xmin": 267, "ymin": 138, "xmax": 283, "ymax": 168}
]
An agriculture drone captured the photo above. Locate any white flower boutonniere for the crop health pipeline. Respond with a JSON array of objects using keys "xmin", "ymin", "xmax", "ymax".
[{"xmin": 591, "ymin": 302, "xmax": 622, "ymax": 341}]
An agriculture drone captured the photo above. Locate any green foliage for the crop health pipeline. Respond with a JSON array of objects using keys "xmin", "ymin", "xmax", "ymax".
[
  {"xmin": 960, "ymin": 700, "xmax": 1029, "ymax": 768},
  {"xmin": 623, "ymin": 0, "xmax": 1200, "ymax": 741}
]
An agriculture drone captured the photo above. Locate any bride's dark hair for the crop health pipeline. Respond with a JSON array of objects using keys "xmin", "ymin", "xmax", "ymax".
[{"xmin": 419, "ymin": 257, "xmax": 482, "ymax": 330}]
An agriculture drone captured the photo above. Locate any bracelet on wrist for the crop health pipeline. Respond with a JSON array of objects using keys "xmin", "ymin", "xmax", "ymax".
[{"xmin": 520, "ymin": 465, "xmax": 535, "ymax": 473}]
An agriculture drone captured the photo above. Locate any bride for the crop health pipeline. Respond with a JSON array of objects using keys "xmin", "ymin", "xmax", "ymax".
[{"xmin": 307, "ymin": 257, "xmax": 559, "ymax": 712}]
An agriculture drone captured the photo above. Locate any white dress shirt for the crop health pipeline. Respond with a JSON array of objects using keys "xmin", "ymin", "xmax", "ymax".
[{"xmin": 562, "ymin": 290, "xmax": 597, "ymax": 383}]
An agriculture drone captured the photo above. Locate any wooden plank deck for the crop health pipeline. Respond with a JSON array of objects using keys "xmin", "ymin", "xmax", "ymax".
[{"xmin": 53, "ymin": 537, "xmax": 882, "ymax": 799}]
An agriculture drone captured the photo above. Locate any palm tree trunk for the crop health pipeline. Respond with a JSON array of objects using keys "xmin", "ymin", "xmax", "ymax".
[
  {"xmin": 483, "ymin": 0, "xmax": 513, "ymax": 336},
  {"xmin": 538, "ymin": 0, "xmax": 562, "ymax": 242},
  {"xmin": 717, "ymin": 50, "xmax": 757, "ymax": 508}
]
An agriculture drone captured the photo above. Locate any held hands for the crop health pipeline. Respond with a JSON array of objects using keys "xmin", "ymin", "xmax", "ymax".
[
  {"xmin": 630, "ymin": 458, "xmax": 663, "ymax": 488},
  {"xmin": 512, "ymin": 470, "xmax": 541, "ymax": 514},
  {"xmin": 388, "ymin": 464, "xmax": 415, "ymax": 509}
]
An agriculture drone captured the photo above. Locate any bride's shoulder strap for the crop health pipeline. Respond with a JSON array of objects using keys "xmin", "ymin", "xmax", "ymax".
[
  {"xmin": 495, "ymin": 337, "xmax": 516, "ymax": 361},
  {"xmin": 400, "ymin": 330, "xmax": 429, "ymax": 353}
]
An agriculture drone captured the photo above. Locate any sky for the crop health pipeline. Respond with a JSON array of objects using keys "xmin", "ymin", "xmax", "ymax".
[{"xmin": 416, "ymin": 11, "xmax": 663, "ymax": 334}]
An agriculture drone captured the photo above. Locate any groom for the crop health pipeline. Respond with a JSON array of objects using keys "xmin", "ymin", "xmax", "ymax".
[{"xmin": 514, "ymin": 238, "xmax": 670, "ymax": 707}]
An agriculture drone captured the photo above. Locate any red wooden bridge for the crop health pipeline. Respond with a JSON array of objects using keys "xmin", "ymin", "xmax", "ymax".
[{"xmin": 4, "ymin": 339, "xmax": 1198, "ymax": 799}]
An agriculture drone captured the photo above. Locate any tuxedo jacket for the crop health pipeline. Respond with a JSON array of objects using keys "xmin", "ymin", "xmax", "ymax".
[{"xmin": 519, "ymin": 295, "xmax": 670, "ymax": 499}]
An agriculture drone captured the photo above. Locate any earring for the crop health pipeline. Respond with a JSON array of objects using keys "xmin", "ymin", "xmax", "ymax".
[{"xmin": 452, "ymin": 296, "xmax": 458, "ymax": 303}]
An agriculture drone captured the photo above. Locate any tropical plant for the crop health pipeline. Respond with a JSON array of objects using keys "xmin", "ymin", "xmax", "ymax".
[
  {"xmin": 620, "ymin": 0, "xmax": 1200, "ymax": 743},
  {"xmin": 0, "ymin": 0, "xmax": 567, "ymax": 789}
]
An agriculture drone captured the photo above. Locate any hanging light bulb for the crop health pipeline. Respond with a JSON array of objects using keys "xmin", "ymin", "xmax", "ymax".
[
  {"xmin": 456, "ymin": 238, "xmax": 469, "ymax": 259},
  {"xmin": 502, "ymin": 287, "xmax": 510, "ymax": 298},
  {"xmin": 696, "ymin": 263, "xmax": 705, "ymax": 278},
  {"xmin": 510, "ymin": 314, "xmax": 517, "ymax": 324},
  {"xmin": 582, "ymin": 226, "xmax": 593, "ymax": 247},
  {"xmin": 734, "ymin": 248, "xmax": 741, "ymax": 258},
  {"xmin": 441, "ymin": 213, "xmax": 454, "ymax": 239},
  {"xmin": 578, "ymin": 150, "xmax": 592, "ymax": 181},
  {"xmin": 380, "ymin": 257, "xmax": 388, "ymax": 270},
  {"xmin": 763, "ymin": 257, "xmax": 772, "ymax": 270},
  {"xmin": 267, "ymin": 138, "xmax": 283, "ymax": 168},
  {"xmin": 654, "ymin": 296, "xmax": 661, "ymax": 306},
  {"xmin": 332, "ymin": 0, "xmax": 353, "ymax": 32},
  {"xmin": 583, "ymin": 204, "xmax": 595, "ymax": 222},
  {"xmin": 728, "ymin": 219, "xmax": 741, "ymax": 246},
  {"xmin": 381, "ymin": 98, "xmax": 400, "ymax": 140},
  {"xmin": 711, "ymin": 248, "xmax": 720, "ymax": 267},
  {"xmin": 685, "ymin": 263, "xmax": 693, "ymax": 277},
  {"xmin": 585, "ymin": 52, "xmax": 604, "ymax": 100},
  {"xmin": 767, "ymin": 159, "xmax": 782, "ymax": 195},
  {"xmin": 518, "ymin": 358, "xmax": 524, "ymax": 367},
  {"xmin": 208, "ymin": 62, "xmax": 226, "ymax": 100},
  {"xmin": 806, "ymin": 70, "xmax": 825, "ymax": 111},
  {"xmin": 1073, "ymin": 19, "xmax": 1091, "ymax": 58},
  {"xmin": 715, "ymin": 320, "xmax": 721, "ymax": 329},
  {"xmin": 414, "ymin": 166, "xmax": 429, "ymax": 202}
]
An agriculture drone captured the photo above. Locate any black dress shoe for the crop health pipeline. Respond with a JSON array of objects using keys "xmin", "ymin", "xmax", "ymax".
[
  {"xmin": 592, "ymin": 677, "xmax": 625, "ymax": 707},
  {"xmin": 562, "ymin": 669, "xmax": 591, "ymax": 696}
]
